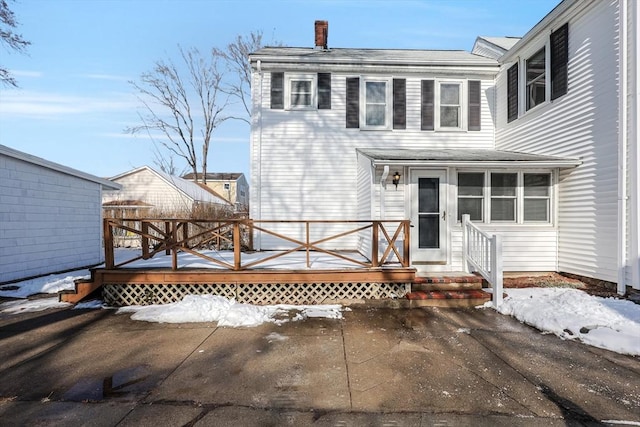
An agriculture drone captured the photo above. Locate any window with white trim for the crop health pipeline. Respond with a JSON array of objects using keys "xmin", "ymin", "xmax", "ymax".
[
  {"xmin": 361, "ymin": 78, "xmax": 391, "ymax": 128},
  {"xmin": 285, "ymin": 74, "xmax": 316, "ymax": 109},
  {"xmin": 457, "ymin": 171, "xmax": 552, "ymax": 224},
  {"xmin": 438, "ymin": 82, "xmax": 462, "ymax": 129},
  {"xmin": 526, "ymin": 48, "xmax": 546, "ymax": 111}
]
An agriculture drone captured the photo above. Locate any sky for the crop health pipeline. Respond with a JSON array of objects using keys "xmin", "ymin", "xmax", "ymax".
[
  {"xmin": 1, "ymin": 250, "xmax": 639, "ymax": 356},
  {"xmin": 0, "ymin": 0, "xmax": 560, "ymax": 180}
]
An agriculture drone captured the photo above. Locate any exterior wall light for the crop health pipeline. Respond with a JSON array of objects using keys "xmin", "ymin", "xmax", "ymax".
[{"xmin": 392, "ymin": 171, "xmax": 401, "ymax": 189}]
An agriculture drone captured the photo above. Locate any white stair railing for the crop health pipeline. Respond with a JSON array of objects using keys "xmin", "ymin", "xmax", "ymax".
[{"xmin": 461, "ymin": 214, "xmax": 503, "ymax": 308}]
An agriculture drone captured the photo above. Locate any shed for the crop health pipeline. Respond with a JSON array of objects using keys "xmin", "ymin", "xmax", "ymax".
[{"xmin": 0, "ymin": 144, "xmax": 121, "ymax": 283}]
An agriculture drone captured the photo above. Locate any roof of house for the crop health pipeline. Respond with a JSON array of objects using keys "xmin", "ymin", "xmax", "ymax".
[
  {"xmin": 109, "ymin": 166, "xmax": 231, "ymax": 206},
  {"xmin": 476, "ymin": 37, "xmax": 521, "ymax": 51},
  {"xmin": 182, "ymin": 172, "xmax": 244, "ymax": 181},
  {"xmin": 357, "ymin": 148, "xmax": 581, "ymax": 168},
  {"xmin": 0, "ymin": 144, "xmax": 121, "ymax": 190},
  {"xmin": 250, "ymin": 47, "xmax": 498, "ymax": 68}
]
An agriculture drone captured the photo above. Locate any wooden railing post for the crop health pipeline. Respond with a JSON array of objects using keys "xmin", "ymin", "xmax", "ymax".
[
  {"xmin": 233, "ymin": 221, "xmax": 241, "ymax": 270},
  {"xmin": 403, "ymin": 220, "xmax": 410, "ymax": 267},
  {"xmin": 372, "ymin": 221, "xmax": 379, "ymax": 267},
  {"xmin": 141, "ymin": 221, "xmax": 149, "ymax": 260},
  {"xmin": 165, "ymin": 221, "xmax": 171, "ymax": 256},
  {"xmin": 171, "ymin": 221, "xmax": 178, "ymax": 270},
  {"xmin": 306, "ymin": 221, "xmax": 310, "ymax": 268},
  {"xmin": 103, "ymin": 219, "xmax": 114, "ymax": 268}
]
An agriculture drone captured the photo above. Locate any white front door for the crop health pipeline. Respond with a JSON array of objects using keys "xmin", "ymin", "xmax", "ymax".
[{"xmin": 411, "ymin": 170, "xmax": 447, "ymax": 263}]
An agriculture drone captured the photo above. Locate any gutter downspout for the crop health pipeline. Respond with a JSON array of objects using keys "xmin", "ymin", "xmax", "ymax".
[
  {"xmin": 618, "ymin": 0, "xmax": 629, "ymax": 294},
  {"xmin": 629, "ymin": 0, "xmax": 640, "ymax": 291},
  {"xmin": 256, "ymin": 60, "xmax": 263, "ymax": 250},
  {"xmin": 380, "ymin": 165, "xmax": 389, "ymax": 220}
]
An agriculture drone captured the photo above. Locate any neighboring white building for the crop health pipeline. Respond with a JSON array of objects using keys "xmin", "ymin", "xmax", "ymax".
[
  {"xmin": 249, "ymin": 0, "xmax": 639, "ymax": 293},
  {"xmin": 0, "ymin": 144, "xmax": 121, "ymax": 283},
  {"xmin": 102, "ymin": 166, "xmax": 231, "ymax": 216}
]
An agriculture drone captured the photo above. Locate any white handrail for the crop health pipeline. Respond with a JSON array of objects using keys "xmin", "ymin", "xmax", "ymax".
[{"xmin": 461, "ymin": 214, "xmax": 503, "ymax": 308}]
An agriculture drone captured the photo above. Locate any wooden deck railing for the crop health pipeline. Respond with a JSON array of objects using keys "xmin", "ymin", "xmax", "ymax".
[
  {"xmin": 461, "ymin": 214, "xmax": 503, "ymax": 307},
  {"xmin": 103, "ymin": 218, "xmax": 411, "ymax": 271}
]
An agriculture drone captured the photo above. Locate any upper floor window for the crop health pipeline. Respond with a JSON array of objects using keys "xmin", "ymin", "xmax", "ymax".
[
  {"xmin": 526, "ymin": 48, "xmax": 546, "ymax": 111},
  {"xmin": 506, "ymin": 22, "xmax": 568, "ymax": 122},
  {"xmin": 422, "ymin": 80, "xmax": 481, "ymax": 131},
  {"xmin": 364, "ymin": 80, "xmax": 388, "ymax": 127},
  {"xmin": 286, "ymin": 74, "xmax": 316, "ymax": 109},
  {"xmin": 270, "ymin": 72, "xmax": 331, "ymax": 110},
  {"xmin": 439, "ymin": 82, "xmax": 462, "ymax": 129}
]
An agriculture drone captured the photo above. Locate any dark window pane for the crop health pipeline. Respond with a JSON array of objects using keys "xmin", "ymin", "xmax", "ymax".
[
  {"xmin": 491, "ymin": 173, "xmax": 517, "ymax": 196},
  {"xmin": 458, "ymin": 198, "xmax": 483, "ymax": 221},
  {"xmin": 418, "ymin": 178, "xmax": 438, "ymax": 213},
  {"xmin": 491, "ymin": 199, "xmax": 515, "ymax": 221},
  {"xmin": 524, "ymin": 173, "xmax": 550, "ymax": 196},
  {"xmin": 524, "ymin": 199, "xmax": 549, "ymax": 221},
  {"xmin": 526, "ymin": 47, "xmax": 546, "ymax": 110},
  {"xmin": 366, "ymin": 105, "xmax": 385, "ymax": 126},
  {"xmin": 458, "ymin": 173, "xmax": 484, "ymax": 196},
  {"xmin": 419, "ymin": 214, "xmax": 439, "ymax": 248},
  {"xmin": 440, "ymin": 106, "xmax": 459, "ymax": 127},
  {"xmin": 366, "ymin": 81, "xmax": 386, "ymax": 102}
]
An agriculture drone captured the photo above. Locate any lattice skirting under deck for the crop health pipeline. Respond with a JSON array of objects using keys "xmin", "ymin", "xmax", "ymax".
[{"xmin": 102, "ymin": 282, "xmax": 411, "ymax": 306}]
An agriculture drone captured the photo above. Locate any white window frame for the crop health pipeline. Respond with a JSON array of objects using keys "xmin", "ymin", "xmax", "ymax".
[
  {"xmin": 517, "ymin": 39, "xmax": 552, "ymax": 116},
  {"xmin": 435, "ymin": 80, "xmax": 466, "ymax": 131},
  {"xmin": 456, "ymin": 170, "xmax": 554, "ymax": 225},
  {"xmin": 360, "ymin": 77, "xmax": 392, "ymax": 130},
  {"xmin": 285, "ymin": 73, "xmax": 316, "ymax": 110}
]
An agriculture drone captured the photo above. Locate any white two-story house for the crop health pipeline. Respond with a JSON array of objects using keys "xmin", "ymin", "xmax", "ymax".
[{"xmin": 249, "ymin": 0, "xmax": 639, "ymax": 294}]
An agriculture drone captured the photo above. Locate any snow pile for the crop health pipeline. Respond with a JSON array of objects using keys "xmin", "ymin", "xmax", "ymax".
[
  {"xmin": 0, "ymin": 273, "xmax": 87, "ymax": 298},
  {"xmin": 117, "ymin": 294, "xmax": 344, "ymax": 327},
  {"xmin": 0, "ymin": 297, "xmax": 71, "ymax": 314},
  {"xmin": 491, "ymin": 288, "xmax": 640, "ymax": 356}
]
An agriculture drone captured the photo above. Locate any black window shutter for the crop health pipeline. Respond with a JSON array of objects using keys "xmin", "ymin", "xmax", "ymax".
[
  {"xmin": 507, "ymin": 64, "xmax": 518, "ymax": 123},
  {"xmin": 468, "ymin": 80, "xmax": 481, "ymax": 131},
  {"xmin": 270, "ymin": 72, "xmax": 284, "ymax": 109},
  {"xmin": 393, "ymin": 79, "xmax": 406, "ymax": 129},
  {"xmin": 421, "ymin": 80, "xmax": 434, "ymax": 131},
  {"xmin": 551, "ymin": 23, "xmax": 569, "ymax": 100},
  {"xmin": 318, "ymin": 73, "xmax": 331, "ymax": 109},
  {"xmin": 346, "ymin": 77, "xmax": 360, "ymax": 128}
]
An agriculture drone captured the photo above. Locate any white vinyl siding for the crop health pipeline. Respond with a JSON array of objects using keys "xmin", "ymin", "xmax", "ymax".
[
  {"xmin": 0, "ymin": 154, "xmax": 105, "ymax": 283},
  {"xmin": 496, "ymin": 0, "xmax": 620, "ymax": 282},
  {"xmin": 252, "ymin": 73, "xmax": 495, "ymax": 251}
]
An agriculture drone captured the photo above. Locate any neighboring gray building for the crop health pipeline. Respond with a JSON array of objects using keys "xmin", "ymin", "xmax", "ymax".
[{"xmin": 0, "ymin": 144, "xmax": 121, "ymax": 283}]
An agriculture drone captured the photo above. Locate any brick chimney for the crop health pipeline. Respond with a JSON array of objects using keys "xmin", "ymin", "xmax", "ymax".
[{"xmin": 315, "ymin": 20, "xmax": 328, "ymax": 50}]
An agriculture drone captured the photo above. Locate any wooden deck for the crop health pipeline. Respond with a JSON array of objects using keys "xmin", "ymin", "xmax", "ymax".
[{"xmin": 60, "ymin": 218, "xmax": 490, "ymax": 307}]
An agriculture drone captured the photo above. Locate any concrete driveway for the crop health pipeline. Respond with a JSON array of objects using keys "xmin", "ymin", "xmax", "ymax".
[{"xmin": 0, "ymin": 303, "xmax": 638, "ymax": 426}]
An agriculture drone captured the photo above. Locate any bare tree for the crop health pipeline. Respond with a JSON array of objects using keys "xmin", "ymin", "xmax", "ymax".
[
  {"xmin": 0, "ymin": 0, "xmax": 30, "ymax": 87},
  {"xmin": 213, "ymin": 30, "xmax": 281, "ymax": 124},
  {"xmin": 127, "ymin": 46, "xmax": 229, "ymax": 184}
]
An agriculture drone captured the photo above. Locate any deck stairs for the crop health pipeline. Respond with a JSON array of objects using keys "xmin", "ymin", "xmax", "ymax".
[{"xmin": 405, "ymin": 273, "xmax": 492, "ymax": 308}]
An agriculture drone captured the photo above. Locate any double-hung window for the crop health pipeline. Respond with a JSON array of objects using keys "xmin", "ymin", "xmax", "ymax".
[
  {"xmin": 457, "ymin": 171, "xmax": 552, "ymax": 224},
  {"xmin": 490, "ymin": 173, "xmax": 517, "ymax": 222},
  {"xmin": 438, "ymin": 82, "xmax": 462, "ymax": 129},
  {"xmin": 364, "ymin": 79, "xmax": 389, "ymax": 128},
  {"xmin": 285, "ymin": 74, "xmax": 316, "ymax": 109},
  {"xmin": 506, "ymin": 23, "xmax": 568, "ymax": 122},
  {"xmin": 526, "ymin": 48, "xmax": 546, "ymax": 111}
]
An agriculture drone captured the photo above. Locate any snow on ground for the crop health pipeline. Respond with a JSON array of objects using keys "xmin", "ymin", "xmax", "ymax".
[
  {"xmin": 116, "ymin": 295, "xmax": 344, "ymax": 327},
  {"xmin": 1, "ymin": 257, "xmax": 639, "ymax": 355},
  {"xmin": 484, "ymin": 287, "xmax": 640, "ymax": 356}
]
